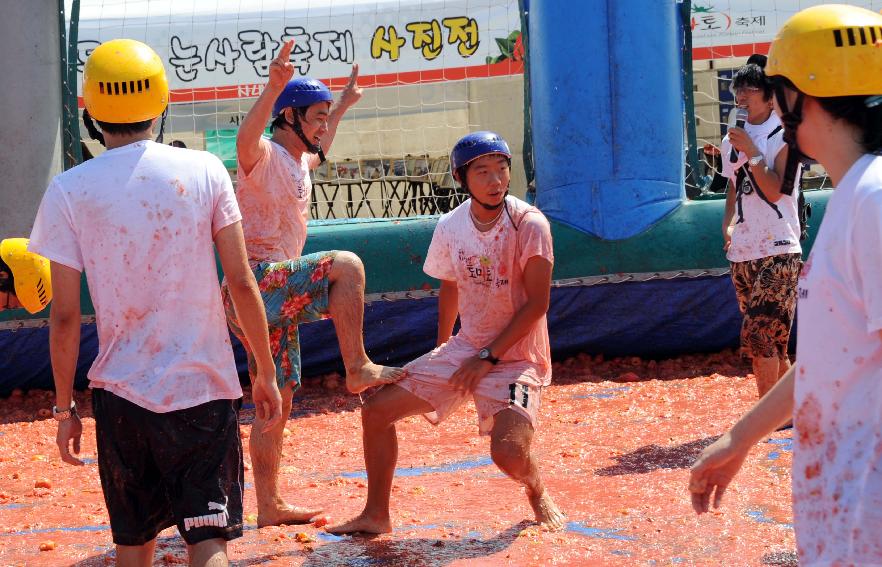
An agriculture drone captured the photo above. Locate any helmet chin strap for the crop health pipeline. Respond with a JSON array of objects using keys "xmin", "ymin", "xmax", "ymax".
[
  {"xmin": 154, "ymin": 107, "xmax": 169, "ymax": 144},
  {"xmin": 286, "ymin": 112, "xmax": 326, "ymax": 164},
  {"xmin": 773, "ymin": 84, "xmax": 807, "ymax": 197}
]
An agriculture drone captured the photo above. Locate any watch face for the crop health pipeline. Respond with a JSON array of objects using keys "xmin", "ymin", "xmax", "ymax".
[{"xmin": 478, "ymin": 348, "xmax": 489, "ymax": 359}]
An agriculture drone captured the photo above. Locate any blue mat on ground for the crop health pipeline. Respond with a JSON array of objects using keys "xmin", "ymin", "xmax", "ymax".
[{"xmin": 0, "ymin": 276, "xmax": 743, "ymax": 394}]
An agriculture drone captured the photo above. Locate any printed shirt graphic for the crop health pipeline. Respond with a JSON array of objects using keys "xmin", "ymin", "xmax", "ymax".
[
  {"xmin": 29, "ymin": 141, "xmax": 243, "ymax": 412},
  {"xmin": 721, "ymin": 112, "xmax": 802, "ymax": 262},
  {"xmin": 792, "ymin": 154, "xmax": 882, "ymax": 564},
  {"xmin": 236, "ymin": 138, "xmax": 312, "ymax": 264},
  {"xmin": 423, "ymin": 196, "xmax": 554, "ymax": 385}
]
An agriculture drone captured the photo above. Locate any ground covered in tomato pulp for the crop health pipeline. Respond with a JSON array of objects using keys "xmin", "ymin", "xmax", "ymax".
[{"xmin": 0, "ymin": 349, "xmax": 797, "ymax": 566}]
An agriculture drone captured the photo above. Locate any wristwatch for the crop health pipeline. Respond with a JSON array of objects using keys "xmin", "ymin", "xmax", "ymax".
[
  {"xmin": 52, "ymin": 401, "xmax": 77, "ymax": 421},
  {"xmin": 748, "ymin": 154, "xmax": 764, "ymax": 167},
  {"xmin": 478, "ymin": 348, "xmax": 499, "ymax": 365}
]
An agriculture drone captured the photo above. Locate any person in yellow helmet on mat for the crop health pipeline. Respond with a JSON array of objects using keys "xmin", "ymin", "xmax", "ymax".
[
  {"xmin": 0, "ymin": 238, "xmax": 51, "ymax": 313},
  {"xmin": 690, "ymin": 5, "xmax": 882, "ymax": 564},
  {"xmin": 29, "ymin": 38, "xmax": 283, "ymax": 566}
]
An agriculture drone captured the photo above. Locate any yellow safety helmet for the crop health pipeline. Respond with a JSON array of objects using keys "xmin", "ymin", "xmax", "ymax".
[
  {"xmin": 82, "ymin": 39, "xmax": 169, "ymax": 123},
  {"xmin": 766, "ymin": 4, "xmax": 882, "ymax": 97},
  {"xmin": 0, "ymin": 239, "xmax": 52, "ymax": 314}
]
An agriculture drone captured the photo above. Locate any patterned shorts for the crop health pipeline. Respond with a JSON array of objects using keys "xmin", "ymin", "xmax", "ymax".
[
  {"xmin": 222, "ymin": 251, "xmax": 337, "ymax": 390},
  {"xmin": 730, "ymin": 252, "xmax": 801, "ymax": 359}
]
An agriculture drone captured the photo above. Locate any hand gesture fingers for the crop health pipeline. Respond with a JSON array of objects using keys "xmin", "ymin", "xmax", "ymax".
[
  {"xmin": 339, "ymin": 63, "xmax": 363, "ymax": 108},
  {"xmin": 269, "ymin": 39, "xmax": 296, "ymax": 88},
  {"xmin": 346, "ymin": 63, "xmax": 360, "ymax": 89}
]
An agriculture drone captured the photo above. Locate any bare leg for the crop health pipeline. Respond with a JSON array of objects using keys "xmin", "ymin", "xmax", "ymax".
[
  {"xmin": 490, "ymin": 409, "xmax": 566, "ymax": 531},
  {"xmin": 187, "ymin": 538, "xmax": 227, "ymax": 567},
  {"xmin": 250, "ymin": 382, "xmax": 322, "ymax": 527},
  {"xmin": 326, "ymin": 385, "xmax": 433, "ymax": 534},
  {"xmin": 115, "ymin": 539, "xmax": 156, "ymax": 567},
  {"xmin": 777, "ymin": 355, "xmax": 791, "ymax": 379},
  {"xmin": 753, "ymin": 356, "xmax": 780, "ymax": 398},
  {"xmin": 327, "ymin": 251, "xmax": 406, "ymax": 394}
]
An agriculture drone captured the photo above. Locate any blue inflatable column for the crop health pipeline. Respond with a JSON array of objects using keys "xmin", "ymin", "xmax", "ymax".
[{"xmin": 530, "ymin": 0, "xmax": 685, "ymax": 240}]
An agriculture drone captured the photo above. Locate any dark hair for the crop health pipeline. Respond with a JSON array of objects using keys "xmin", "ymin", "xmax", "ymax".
[
  {"xmin": 0, "ymin": 258, "xmax": 13, "ymax": 294},
  {"xmin": 269, "ymin": 107, "xmax": 308, "ymax": 133},
  {"xmin": 94, "ymin": 118, "xmax": 153, "ymax": 136},
  {"xmin": 169, "ymin": 140, "xmax": 187, "ymax": 148},
  {"xmin": 746, "ymin": 53, "xmax": 767, "ymax": 68},
  {"xmin": 816, "ymin": 96, "xmax": 882, "ymax": 154},
  {"xmin": 732, "ymin": 62, "xmax": 773, "ymax": 101}
]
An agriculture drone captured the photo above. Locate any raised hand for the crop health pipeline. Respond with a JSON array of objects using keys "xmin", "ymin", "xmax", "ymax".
[
  {"xmin": 269, "ymin": 39, "xmax": 296, "ymax": 90},
  {"xmin": 339, "ymin": 63, "xmax": 363, "ymax": 108}
]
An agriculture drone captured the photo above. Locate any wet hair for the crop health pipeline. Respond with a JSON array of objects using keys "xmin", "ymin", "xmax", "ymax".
[
  {"xmin": 816, "ymin": 96, "xmax": 882, "ymax": 154},
  {"xmin": 94, "ymin": 118, "xmax": 153, "ymax": 136},
  {"xmin": 732, "ymin": 62, "xmax": 773, "ymax": 101},
  {"xmin": 0, "ymin": 258, "xmax": 13, "ymax": 294}
]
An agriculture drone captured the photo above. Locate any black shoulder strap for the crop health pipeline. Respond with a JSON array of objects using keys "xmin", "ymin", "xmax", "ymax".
[
  {"xmin": 767, "ymin": 125, "xmax": 783, "ymax": 139},
  {"xmin": 737, "ymin": 164, "xmax": 783, "ymax": 221}
]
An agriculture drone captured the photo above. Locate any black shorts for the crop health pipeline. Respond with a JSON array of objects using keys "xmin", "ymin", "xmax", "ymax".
[{"xmin": 92, "ymin": 389, "xmax": 244, "ymax": 546}]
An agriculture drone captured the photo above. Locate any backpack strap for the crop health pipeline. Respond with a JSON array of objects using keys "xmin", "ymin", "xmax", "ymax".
[{"xmin": 736, "ymin": 163, "xmax": 784, "ymax": 221}]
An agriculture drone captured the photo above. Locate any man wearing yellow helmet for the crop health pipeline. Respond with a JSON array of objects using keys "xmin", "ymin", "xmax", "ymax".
[
  {"xmin": 690, "ymin": 5, "xmax": 882, "ymax": 564},
  {"xmin": 0, "ymin": 238, "xmax": 51, "ymax": 313},
  {"xmin": 29, "ymin": 39, "xmax": 283, "ymax": 566}
]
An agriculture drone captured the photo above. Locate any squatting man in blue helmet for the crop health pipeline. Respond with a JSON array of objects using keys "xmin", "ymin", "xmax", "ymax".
[
  {"xmin": 228, "ymin": 39, "xmax": 406, "ymax": 527},
  {"xmin": 328, "ymin": 131, "xmax": 566, "ymax": 535}
]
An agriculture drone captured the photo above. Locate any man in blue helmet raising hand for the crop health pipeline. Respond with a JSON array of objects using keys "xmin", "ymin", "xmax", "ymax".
[
  {"xmin": 229, "ymin": 39, "xmax": 405, "ymax": 527},
  {"xmin": 328, "ymin": 131, "xmax": 566, "ymax": 534}
]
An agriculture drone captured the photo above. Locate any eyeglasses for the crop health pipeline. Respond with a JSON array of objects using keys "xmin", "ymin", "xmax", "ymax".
[{"xmin": 731, "ymin": 86, "xmax": 763, "ymax": 97}]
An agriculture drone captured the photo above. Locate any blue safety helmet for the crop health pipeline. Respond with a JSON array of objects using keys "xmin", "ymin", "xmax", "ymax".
[
  {"xmin": 450, "ymin": 131, "xmax": 512, "ymax": 170},
  {"xmin": 272, "ymin": 77, "xmax": 333, "ymax": 117}
]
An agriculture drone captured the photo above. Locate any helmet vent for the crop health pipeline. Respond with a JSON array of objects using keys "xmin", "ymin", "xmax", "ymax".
[
  {"xmin": 833, "ymin": 27, "xmax": 882, "ymax": 47},
  {"xmin": 99, "ymin": 80, "xmax": 151, "ymax": 96}
]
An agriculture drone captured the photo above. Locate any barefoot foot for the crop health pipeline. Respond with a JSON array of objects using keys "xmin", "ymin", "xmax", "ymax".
[
  {"xmin": 257, "ymin": 504, "xmax": 323, "ymax": 528},
  {"xmin": 346, "ymin": 363, "xmax": 406, "ymax": 394},
  {"xmin": 326, "ymin": 512, "xmax": 392, "ymax": 535},
  {"xmin": 528, "ymin": 489, "xmax": 566, "ymax": 531}
]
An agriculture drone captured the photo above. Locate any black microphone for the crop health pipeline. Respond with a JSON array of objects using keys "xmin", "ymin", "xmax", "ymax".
[{"xmin": 729, "ymin": 108, "xmax": 748, "ymax": 163}]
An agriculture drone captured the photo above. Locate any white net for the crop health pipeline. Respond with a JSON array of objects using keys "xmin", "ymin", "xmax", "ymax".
[
  {"xmin": 69, "ymin": 0, "xmax": 882, "ymax": 214},
  {"xmin": 70, "ymin": 0, "xmax": 526, "ymax": 218}
]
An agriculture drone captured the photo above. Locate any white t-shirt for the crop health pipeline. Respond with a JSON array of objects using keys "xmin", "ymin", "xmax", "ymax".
[
  {"xmin": 29, "ymin": 141, "xmax": 244, "ymax": 412},
  {"xmin": 792, "ymin": 154, "xmax": 882, "ymax": 565},
  {"xmin": 423, "ymin": 195, "xmax": 554, "ymax": 385},
  {"xmin": 722, "ymin": 113, "xmax": 802, "ymax": 262}
]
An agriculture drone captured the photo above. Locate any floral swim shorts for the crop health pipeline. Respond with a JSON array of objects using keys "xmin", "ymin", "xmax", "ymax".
[
  {"xmin": 730, "ymin": 252, "xmax": 801, "ymax": 359},
  {"xmin": 222, "ymin": 251, "xmax": 337, "ymax": 390}
]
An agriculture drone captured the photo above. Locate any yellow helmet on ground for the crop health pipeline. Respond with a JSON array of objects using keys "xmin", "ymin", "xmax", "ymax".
[
  {"xmin": 83, "ymin": 39, "xmax": 169, "ymax": 123},
  {"xmin": 766, "ymin": 4, "xmax": 882, "ymax": 97},
  {"xmin": 0, "ymin": 239, "xmax": 51, "ymax": 314}
]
